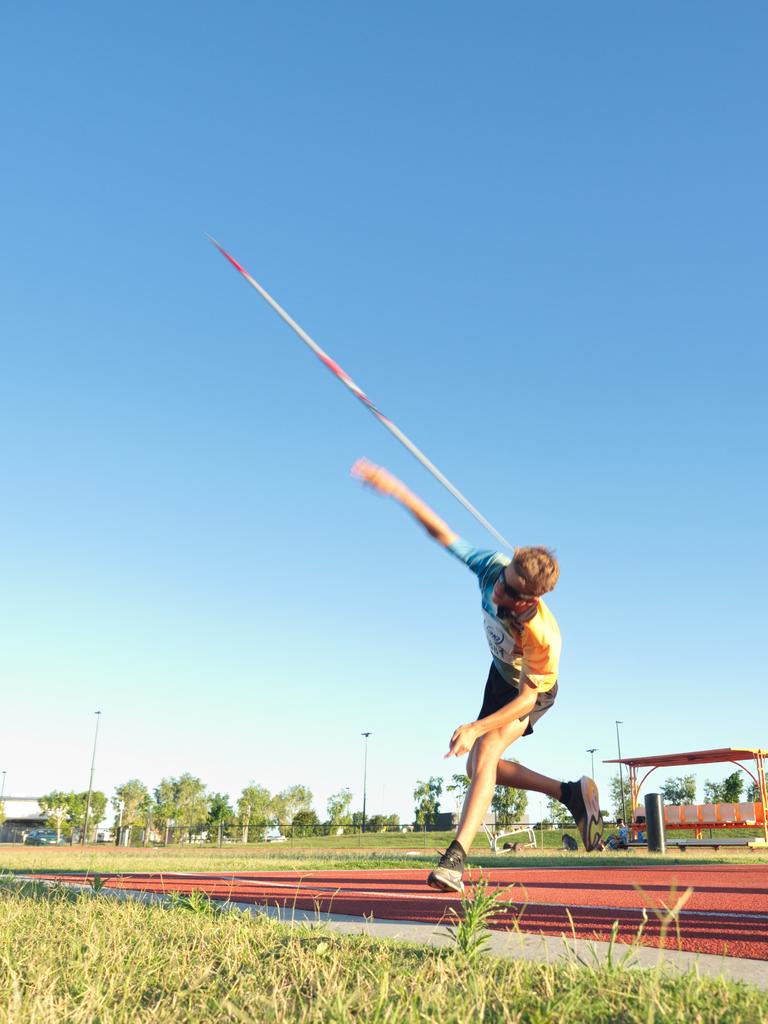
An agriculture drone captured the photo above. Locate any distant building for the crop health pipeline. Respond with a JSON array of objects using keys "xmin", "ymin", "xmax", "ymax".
[{"xmin": 0, "ymin": 797, "xmax": 47, "ymax": 843}]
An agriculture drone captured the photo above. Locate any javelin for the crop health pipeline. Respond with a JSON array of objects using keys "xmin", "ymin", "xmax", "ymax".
[{"xmin": 207, "ymin": 235, "xmax": 513, "ymax": 550}]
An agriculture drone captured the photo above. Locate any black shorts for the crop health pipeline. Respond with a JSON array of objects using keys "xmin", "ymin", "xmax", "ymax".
[{"xmin": 478, "ymin": 663, "xmax": 558, "ymax": 736}]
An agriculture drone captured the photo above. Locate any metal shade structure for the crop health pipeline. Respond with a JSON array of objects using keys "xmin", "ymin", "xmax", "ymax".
[{"xmin": 603, "ymin": 746, "xmax": 768, "ymax": 843}]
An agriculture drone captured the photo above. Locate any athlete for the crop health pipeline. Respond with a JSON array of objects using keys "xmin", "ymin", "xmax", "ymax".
[{"xmin": 352, "ymin": 457, "xmax": 603, "ymax": 893}]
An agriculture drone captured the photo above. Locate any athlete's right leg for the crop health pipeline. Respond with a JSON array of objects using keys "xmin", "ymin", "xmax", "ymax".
[
  {"xmin": 489, "ymin": 757, "xmax": 562, "ymax": 799},
  {"xmin": 487, "ymin": 756, "xmax": 603, "ymax": 851}
]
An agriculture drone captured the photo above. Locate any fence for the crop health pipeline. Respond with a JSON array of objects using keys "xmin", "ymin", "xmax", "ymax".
[
  {"xmin": 110, "ymin": 822, "xmax": 452, "ymax": 847},
  {"xmin": 107, "ymin": 819, "xmax": 571, "ymax": 848}
]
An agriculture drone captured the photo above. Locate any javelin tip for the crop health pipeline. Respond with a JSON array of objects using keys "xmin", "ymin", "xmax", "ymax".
[{"xmin": 206, "ymin": 234, "xmax": 247, "ymax": 276}]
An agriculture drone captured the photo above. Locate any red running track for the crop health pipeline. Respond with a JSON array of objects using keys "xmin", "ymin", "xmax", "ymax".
[{"xmin": 29, "ymin": 865, "xmax": 768, "ymax": 961}]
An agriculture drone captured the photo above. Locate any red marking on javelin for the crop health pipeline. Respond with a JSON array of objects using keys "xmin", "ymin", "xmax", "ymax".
[
  {"xmin": 210, "ymin": 238, "xmax": 247, "ymax": 276},
  {"xmin": 319, "ymin": 351, "xmax": 351, "ymax": 382}
]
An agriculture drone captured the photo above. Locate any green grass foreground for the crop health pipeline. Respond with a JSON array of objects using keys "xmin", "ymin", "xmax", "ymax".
[{"xmin": 1, "ymin": 879, "xmax": 767, "ymax": 1024}]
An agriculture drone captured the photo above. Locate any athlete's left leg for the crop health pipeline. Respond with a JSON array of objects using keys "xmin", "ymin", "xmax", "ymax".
[{"xmin": 454, "ymin": 717, "xmax": 532, "ymax": 854}]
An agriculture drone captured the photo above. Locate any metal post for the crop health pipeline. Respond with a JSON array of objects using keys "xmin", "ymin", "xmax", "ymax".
[
  {"xmin": 586, "ymin": 748, "xmax": 597, "ymax": 779},
  {"xmin": 644, "ymin": 793, "xmax": 666, "ymax": 853},
  {"xmin": 615, "ymin": 721, "xmax": 627, "ymax": 823},
  {"xmin": 81, "ymin": 711, "xmax": 102, "ymax": 846},
  {"xmin": 0, "ymin": 771, "xmax": 6, "ymax": 802},
  {"xmin": 361, "ymin": 732, "xmax": 372, "ymax": 835}
]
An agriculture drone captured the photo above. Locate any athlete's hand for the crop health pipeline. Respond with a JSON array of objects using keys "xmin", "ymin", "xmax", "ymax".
[
  {"xmin": 444, "ymin": 723, "xmax": 479, "ymax": 759},
  {"xmin": 351, "ymin": 458, "xmax": 403, "ymax": 497}
]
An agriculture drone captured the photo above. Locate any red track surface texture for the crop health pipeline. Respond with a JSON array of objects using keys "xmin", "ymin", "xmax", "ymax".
[{"xmin": 31, "ymin": 865, "xmax": 768, "ymax": 961}]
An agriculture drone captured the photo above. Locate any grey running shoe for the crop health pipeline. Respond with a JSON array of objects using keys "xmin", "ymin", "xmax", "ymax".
[
  {"xmin": 427, "ymin": 846, "xmax": 465, "ymax": 894},
  {"xmin": 561, "ymin": 776, "xmax": 604, "ymax": 851}
]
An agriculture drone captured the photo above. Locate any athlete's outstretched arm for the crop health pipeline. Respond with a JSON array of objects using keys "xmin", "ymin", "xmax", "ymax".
[{"xmin": 351, "ymin": 458, "xmax": 459, "ymax": 547}]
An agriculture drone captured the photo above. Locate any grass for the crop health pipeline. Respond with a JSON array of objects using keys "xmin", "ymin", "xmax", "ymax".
[
  {"xmin": 2, "ymin": 840, "xmax": 767, "ymax": 878},
  {"xmin": 1, "ymin": 875, "xmax": 767, "ymax": 1023}
]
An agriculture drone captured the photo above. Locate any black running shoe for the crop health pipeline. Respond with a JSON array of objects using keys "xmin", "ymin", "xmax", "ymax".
[
  {"xmin": 561, "ymin": 776, "xmax": 604, "ymax": 851},
  {"xmin": 427, "ymin": 846, "xmax": 465, "ymax": 894}
]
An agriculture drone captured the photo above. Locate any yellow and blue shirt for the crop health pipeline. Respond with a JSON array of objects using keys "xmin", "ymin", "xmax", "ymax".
[{"xmin": 447, "ymin": 538, "xmax": 561, "ymax": 692}]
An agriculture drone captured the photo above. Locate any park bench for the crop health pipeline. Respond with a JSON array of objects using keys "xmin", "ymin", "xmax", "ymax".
[
  {"xmin": 631, "ymin": 800, "xmax": 765, "ymax": 847},
  {"xmin": 482, "ymin": 821, "xmax": 537, "ymax": 853},
  {"xmin": 633, "ymin": 800, "xmax": 763, "ymax": 838}
]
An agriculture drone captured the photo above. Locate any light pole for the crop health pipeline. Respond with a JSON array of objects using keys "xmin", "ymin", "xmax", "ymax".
[
  {"xmin": 586, "ymin": 748, "xmax": 597, "ymax": 779},
  {"xmin": 116, "ymin": 799, "xmax": 125, "ymax": 847},
  {"xmin": 361, "ymin": 732, "xmax": 372, "ymax": 834},
  {"xmin": 0, "ymin": 771, "xmax": 6, "ymax": 802},
  {"xmin": 615, "ymin": 721, "xmax": 627, "ymax": 823},
  {"xmin": 82, "ymin": 711, "xmax": 102, "ymax": 846}
]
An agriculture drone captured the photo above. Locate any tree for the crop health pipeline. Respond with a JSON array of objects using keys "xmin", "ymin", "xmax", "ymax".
[
  {"xmin": 153, "ymin": 774, "xmax": 209, "ymax": 841},
  {"xmin": 721, "ymin": 772, "xmax": 746, "ymax": 802},
  {"xmin": 492, "ymin": 784, "xmax": 528, "ymax": 823},
  {"xmin": 326, "ymin": 788, "xmax": 353, "ymax": 827},
  {"xmin": 661, "ymin": 775, "xmax": 696, "ymax": 805},
  {"xmin": 446, "ymin": 774, "xmax": 470, "ymax": 810},
  {"xmin": 609, "ymin": 772, "xmax": 631, "ymax": 819},
  {"xmin": 0, "ymin": 801, "xmax": 4, "ymax": 827},
  {"xmin": 547, "ymin": 797, "xmax": 571, "ymax": 827},
  {"xmin": 153, "ymin": 778, "xmax": 178, "ymax": 839},
  {"xmin": 67, "ymin": 791, "xmax": 107, "ymax": 841},
  {"xmin": 413, "ymin": 777, "xmax": 442, "ymax": 825},
  {"xmin": 746, "ymin": 780, "xmax": 761, "ymax": 802},
  {"xmin": 112, "ymin": 779, "xmax": 151, "ymax": 831},
  {"xmin": 174, "ymin": 774, "xmax": 210, "ymax": 828},
  {"xmin": 39, "ymin": 791, "xmax": 71, "ymax": 840},
  {"xmin": 207, "ymin": 793, "xmax": 235, "ymax": 839},
  {"xmin": 704, "ymin": 772, "xmax": 744, "ymax": 803},
  {"xmin": 271, "ymin": 785, "xmax": 313, "ymax": 826},
  {"xmin": 238, "ymin": 783, "xmax": 273, "ymax": 842},
  {"xmin": 366, "ymin": 814, "xmax": 391, "ymax": 832},
  {"xmin": 291, "ymin": 808, "xmax": 321, "ymax": 836}
]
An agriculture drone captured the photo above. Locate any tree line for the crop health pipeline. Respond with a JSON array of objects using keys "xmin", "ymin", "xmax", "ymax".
[
  {"xmin": 35, "ymin": 777, "xmax": 401, "ymax": 841},
  {"xmin": 27, "ymin": 767, "xmax": 762, "ymax": 841}
]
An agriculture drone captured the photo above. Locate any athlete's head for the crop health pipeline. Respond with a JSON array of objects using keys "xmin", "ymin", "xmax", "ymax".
[
  {"xmin": 492, "ymin": 546, "xmax": 559, "ymax": 605},
  {"xmin": 514, "ymin": 546, "xmax": 560, "ymax": 596}
]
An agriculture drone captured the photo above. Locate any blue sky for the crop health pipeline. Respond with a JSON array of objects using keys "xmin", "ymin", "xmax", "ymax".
[{"xmin": 1, "ymin": 4, "xmax": 766, "ymax": 824}]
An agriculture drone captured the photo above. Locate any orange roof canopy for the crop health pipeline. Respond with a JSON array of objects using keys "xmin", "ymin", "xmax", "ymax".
[{"xmin": 603, "ymin": 747, "xmax": 768, "ymax": 769}]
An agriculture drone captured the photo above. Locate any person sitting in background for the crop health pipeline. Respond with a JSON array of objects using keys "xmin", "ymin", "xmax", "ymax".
[{"xmin": 604, "ymin": 818, "xmax": 629, "ymax": 850}]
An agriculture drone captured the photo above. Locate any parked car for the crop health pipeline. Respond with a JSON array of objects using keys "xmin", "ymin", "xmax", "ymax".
[{"xmin": 24, "ymin": 828, "xmax": 65, "ymax": 846}]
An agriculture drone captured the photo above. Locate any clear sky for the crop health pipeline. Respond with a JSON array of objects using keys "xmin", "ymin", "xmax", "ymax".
[{"xmin": 1, "ymin": 3, "xmax": 766, "ymax": 824}]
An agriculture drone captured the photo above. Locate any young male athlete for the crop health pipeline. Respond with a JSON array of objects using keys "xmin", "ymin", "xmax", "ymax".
[{"xmin": 352, "ymin": 457, "xmax": 603, "ymax": 893}]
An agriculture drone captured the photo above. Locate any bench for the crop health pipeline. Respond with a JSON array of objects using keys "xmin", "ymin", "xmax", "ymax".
[
  {"xmin": 633, "ymin": 801, "xmax": 764, "ymax": 839},
  {"xmin": 482, "ymin": 822, "xmax": 537, "ymax": 853}
]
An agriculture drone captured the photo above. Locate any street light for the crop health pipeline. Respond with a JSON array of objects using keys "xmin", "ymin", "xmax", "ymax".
[
  {"xmin": 615, "ymin": 721, "xmax": 627, "ymax": 823},
  {"xmin": 81, "ymin": 711, "xmax": 102, "ymax": 846},
  {"xmin": 0, "ymin": 771, "xmax": 6, "ymax": 802},
  {"xmin": 586, "ymin": 748, "xmax": 597, "ymax": 779},
  {"xmin": 361, "ymin": 732, "xmax": 372, "ymax": 834}
]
